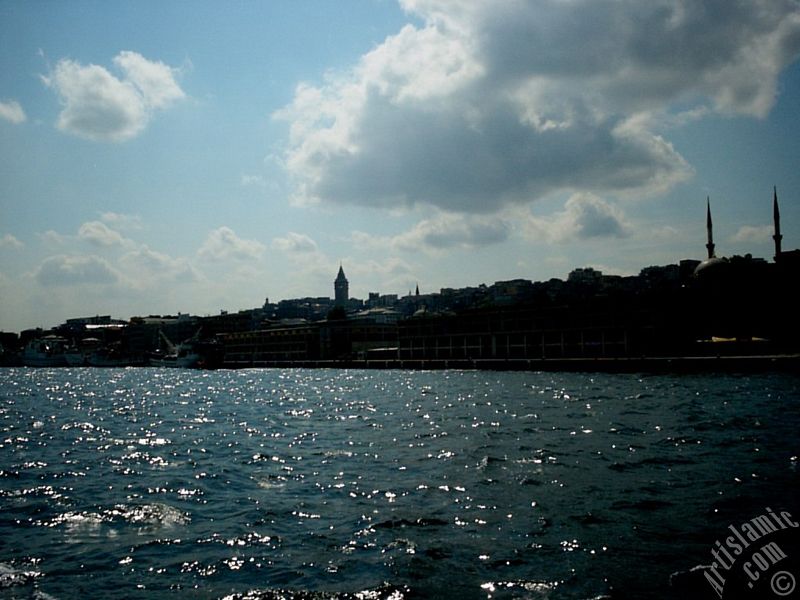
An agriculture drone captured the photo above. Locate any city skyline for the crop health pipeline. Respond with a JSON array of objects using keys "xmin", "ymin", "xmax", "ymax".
[{"xmin": 3, "ymin": 1, "xmax": 800, "ymax": 333}]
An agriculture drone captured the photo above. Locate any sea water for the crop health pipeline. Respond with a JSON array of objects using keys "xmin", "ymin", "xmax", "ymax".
[{"xmin": 0, "ymin": 368, "xmax": 798, "ymax": 599}]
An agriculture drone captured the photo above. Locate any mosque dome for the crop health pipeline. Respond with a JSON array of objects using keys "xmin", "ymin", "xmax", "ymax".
[{"xmin": 693, "ymin": 256, "xmax": 729, "ymax": 279}]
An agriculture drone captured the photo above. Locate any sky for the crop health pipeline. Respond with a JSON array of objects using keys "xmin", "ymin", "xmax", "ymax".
[{"xmin": 2, "ymin": 0, "xmax": 800, "ymax": 333}]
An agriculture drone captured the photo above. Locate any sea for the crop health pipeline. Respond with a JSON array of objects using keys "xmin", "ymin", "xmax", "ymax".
[{"xmin": 0, "ymin": 367, "xmax": 798, "ymax": 600}]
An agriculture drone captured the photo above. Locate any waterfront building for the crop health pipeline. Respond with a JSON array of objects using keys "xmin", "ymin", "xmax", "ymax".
[{"xmin": 218, "ymin": 310, "xmax": 398, "ymax": 366}]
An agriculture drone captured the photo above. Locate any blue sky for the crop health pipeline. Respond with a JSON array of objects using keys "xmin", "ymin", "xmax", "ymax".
[{"xmin": 2, "ymin": 0, "xmax": 800, "ymax": 333}]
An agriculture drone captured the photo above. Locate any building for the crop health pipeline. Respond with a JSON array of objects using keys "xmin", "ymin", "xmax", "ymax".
[
  {"xmin": 334, "ymin": 265, "xmax": 349, "ymax": 308},
  {"xmin": 567, "ymin": 267, "xmax": 603, "ymax": 285},
  {"xmin": 221, "ymin": 322, "xmax": 321, "ymax": 366},
  {"xmin": 124, "ymin": 314, "xmax": 200, "ymax": 359},
  {"xmin": 690, "ymin": 188, "xmax": 799, "ymax": 345},
  {"xmin": 218, "ymin": 311, "xmax": 399, "ymax": 366},
  {"xmin": 366, "ymin": 292, "xmax": 399, "ymax": 309}
]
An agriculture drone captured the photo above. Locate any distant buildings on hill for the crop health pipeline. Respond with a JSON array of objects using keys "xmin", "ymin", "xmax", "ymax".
[{"xmin": 2, "ymin": 188, "xmax": 798, "ymax": 367}]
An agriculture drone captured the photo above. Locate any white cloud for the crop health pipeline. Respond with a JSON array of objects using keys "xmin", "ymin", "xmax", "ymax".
[
  {"xmin": 38, "ymin": 230, "xmax": 67, "ymax": 245},
  {"xmin": 352, "ymin": 197, "xmax": 629, "ymax": 255},
  {"xmin": 731, "ymin": 224, "xmax": 773, "ymax": 243},
  {"xmin": 0, "ymin": 234, "xmax": 23, "ymax": 249},
  {"xmin": 271, "ymin": 232, "xmax": 319, "ymax": 254},
  {"xmin": 35, "ymin": 254, "xmax": 119, "ymax": 286},
  {"xmin": 42, "ymin": 51, "xmax": 184, "ymax": 142},
  {"xmin": 522, "ymin": 193, "xmax": 632, "ymax": 243},
  {"xmin": 100, "ymin": 212, "xmax": 142, "ymax": 231},
  {"xmin": 276, "ymin": 0, "xmax": 800, "ymax": 214},
  {"xmin": 112, "ymin": 50, "xmax": 185, "ymax": 109},
  {"xmin": 0, "ymin": 99, "xmax": 26, "ymax": 124},
  {"xmin": 241, "ymin": 174, "xmax": 267, "ymax": 188},
  {"xmin": 119, "ymin": 245, "xmax": 200, "ymax": 285},
  {"xmin": 396, "ymin": 214, "xmax": 509, "ymax": 251},
  {"xmin": 78, "ymin": 220, "xmax": 131, "ymax": 247},
  {"xmin": 354, "ymin": 194, "xmax": 627, "ymax": 253},
  {"xmin": 648, "ymin": 225, "xmax": 682, "ymax": 241},
  {"xmin": 405, "ymin": 0, "xmax": 800, "ymax": 118},
  {"xmin": 349, "ymin": 256, "xmax": 415, "ymax": 292},
  {"xmin": 198, "ymin": 227, "xmax": 266, "ymax": 261},
  {"xmin": 355, "ymin": 212, "xmax": 511, "ymax": 254},
  {"xmin": 270, "ymin": 233, "xmax": 333, "ymax": 297}
]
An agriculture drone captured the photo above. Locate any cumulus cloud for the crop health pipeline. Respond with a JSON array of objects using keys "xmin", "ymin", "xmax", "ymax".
[
  {"xmin": 353, "ymin": 198, "xmax": 629, "ymax": 254},
  {"xmin": 276, "ymin": 0, "xmax": 800, "ymax": 213},
  {"xmin": 567, "ymin": 195, "xmax": 631, "ymax": 239},
  {"xmin": 0, "ymin": 234, "xmax": 23, "ymax": 249},
  {"xmin": 350, "ymin": 256, "xmax": 415, "ymax": 283},
  {"xmin": 523, "ymin": 193, "xmax": 632, "ymax": 243},
  {"xmin": 198, "ymin": 227, "xmax": 266, "ymax": 261},
  {"xmin": 100, "ymin": 212, "xmax": 142, "ymax": 231},
  {"xmin": 38, "ymin": 230, "xmax": 67, "ymax": 245},
  {"xmin": 271, "ymin": 232, "xmax": 319, "ymax": 253},
  {"xmin": 356, "ymin": 212, "xmax": 511, "ymax": 253},
  {"xmin": 42, "ymin": 51, "xmax": 185, "ymax": 142},
  {"xmin": 35, "ymin": 254, "xmax": 118, "ymax": 286},
  {"xmin": 400, "ymin": 214, "xmax": 509, "ymax": 250},
  {"xmin": 731, "ymin": 224, "xmax": 773, "ymax": 243},
  {"xmin": 78, "ymin": 220, "xmax": 130, "ymax": 247},
  {"xmin": 119, "ymin": 245, "xmax": 200, "ymax": 284},
  {"xmin": 0, "ymin": 99, "xmax": 26, "ymax": 124},
  {"xmin": 112, "ymin": 51, "xmax": 185, "ymax": 109}
]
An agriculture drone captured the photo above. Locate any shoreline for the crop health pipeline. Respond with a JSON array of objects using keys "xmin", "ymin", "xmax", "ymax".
[
  {"xmin": 219, "ymin": 354, "xmax": 800, "ymax": 374},
  {"xmin": 3, "ymin": 354, "xmax": 799, "ymax": 373}
]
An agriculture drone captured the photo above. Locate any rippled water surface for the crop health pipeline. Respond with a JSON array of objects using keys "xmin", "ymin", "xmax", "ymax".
[{"xmin": 0, "ymin": 368, "xmax": 798, "ymax": 599}]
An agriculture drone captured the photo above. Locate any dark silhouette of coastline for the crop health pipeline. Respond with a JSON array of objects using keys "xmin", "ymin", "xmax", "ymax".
[{"xmin": 2, "ymin": 189, "xmax": 799, "ymax": 372}]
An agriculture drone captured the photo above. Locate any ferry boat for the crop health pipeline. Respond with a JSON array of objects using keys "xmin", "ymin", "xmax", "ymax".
[
  {"xmin": 148, "ymin": 330, "xmax": 201, "ymax": 368},
  {"xmin": 64, "ymin": 346, "xmax": 88, "ymax": 367},
  {"xmin": 88, "ymin": 342, "xmax": 143, "ymax": 367},
  {"xmin": 21, "ymin": 336, "xmax": 68, "ymax": 367}
]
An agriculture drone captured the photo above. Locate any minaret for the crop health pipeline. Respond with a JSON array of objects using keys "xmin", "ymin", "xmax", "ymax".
[
  {"xmin": 706, "ymin": 197, "xmax": 716, "ymax": 259},
  {"xmin": 773, "ymin": 186, "xmax": 783, "ymax": 262},
  {"xmin": 334, "ymin": 264, "xmax": 349, "ymax": 307}
]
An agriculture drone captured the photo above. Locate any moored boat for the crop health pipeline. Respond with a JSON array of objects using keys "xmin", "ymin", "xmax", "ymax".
[
  {"xmin": 148, "ymin": 346, "xmax": 201, "ymax": 368},
  {"xmin": 64, "ymin": 346, "xmax": 87, "ymax": 367},
  {"xmin": 21, "ymin": 336, "xmax": 68, "ymax": 367},
  {"xmin": 148, "ymin": 330, "xmax": 202, "ymax": 368},
  {"xmin": 88, "ymin": 343, "xmax": 143, "ymax": 367}
]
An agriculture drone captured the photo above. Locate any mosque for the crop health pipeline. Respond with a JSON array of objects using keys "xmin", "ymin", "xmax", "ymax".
[
  {"xmin": 696, "ymin": 186, "xmax": 799, "ymax": 278},
  {"xmin": 692, "ymin": 187, "xmax": 799, "ymax": 344}
]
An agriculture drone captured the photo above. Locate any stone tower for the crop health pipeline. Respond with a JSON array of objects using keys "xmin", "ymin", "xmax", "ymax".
[{"xmin": 334, "ymin": 264, "xmax": 349, "ymax": 307}]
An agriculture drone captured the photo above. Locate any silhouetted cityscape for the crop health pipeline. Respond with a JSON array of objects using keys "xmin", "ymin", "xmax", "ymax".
[{"xmin": 2, "ymin": 191, "xmax": 799, "ymax": 371}]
